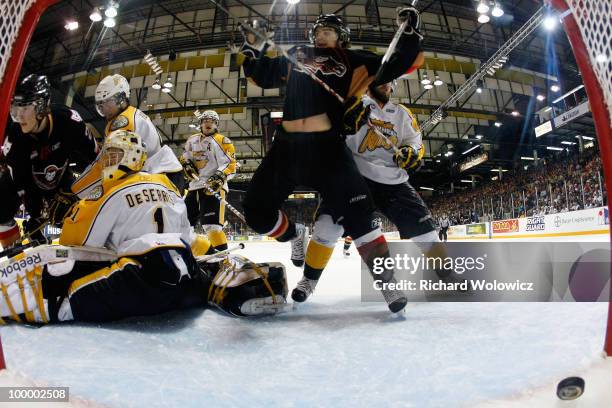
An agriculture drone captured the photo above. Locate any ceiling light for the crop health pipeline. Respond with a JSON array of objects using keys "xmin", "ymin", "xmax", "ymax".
[
  {"xmin": 462, "ymin": 145, "xmax": 480, "ymax": 155},
  {"xmin": 552, "ymin": 85, "xmax": 584, "ymax": 103},
  {"xmin": 476, "ymin": 134, "xmax": 483, "ymax": 139},
  {"xmin": 476, "ymin": 2, "xmax": 490, "ymax": 14},
  {"xmin": 163, "ymin": 77, "xmax": 173, "ymax": 88},
  {"xmin": 161, "ymin": 87, "xmax": 171, "ymax": 93},
  {"xmin": 550, "ymin": 84, "xmax": 560, "ymax": 92},
  {"xmin": 478, "ymin": 14, "xmax": 491, "ymax": 24},
  {"xmin": 490, "ymin": 169, "xmax": 508, "ymax": 172},
  {"xmin": 491, "ymin": 4, "xmax": 504, "ymax": 18},
  {"xmin": 421, "ymin": 75, "xmax": 431, "ymax": 85},
  {"xmin": 547, "ymin": 146, "xmax": 564, "ymax": 151},
  {"xmin": 461, "ymin": 179, "xmax": 474, "ymax": 183},
  {"xmin": 420, "ymin": 187, "xmax": 434, "ymax": 191},
  {"xmin": 433, "ymin": 76, "xmax": 443, "ymax": 86},
  {"xmin": 424, "ymin": 84, "xmax": 434, "ymax": 90},
  {"xmin": 103, "ymin": 17, "xmax": 116, "ymax": 28},
  {"xmin": 561, "ymin": 141, "xmax": 576, "ymax": 145},
  {"xmin": 89, "ymin": 8, "xmax": 102, "ymax": 22},
  {"xmin": 446, "ymin": 151, "xmax": 454, "ymax": 156},
  {"xmin": 287, "ymin": 0, "xmax": 301, "ymax": 4},
  {"xmin": 576, "ymin": 135, "xmax": 595, "ymax": 141},
  {"xmin": 536, "ymin": 94, "xmax": 545, "ymax": 101},
  {"xmin": 521, "ymin": 156, "xmax": 535, "ymax": 160},
  {"xmin": 64, "ymin": 21, "xmax": 79, "ymax": 31},
  {"xmin": 105, "ymin": 4, "xmax": 118, "ymax": 18},
  {"xmin": 494, "ymin": 121, "xmax": 502, "ymax": 127},
  {"xmin": 476, "ymin": 87, "xmax": 482, "ymax": 94},
  {"xmin": 543, "ymin": 15, "xmax": 557, "ymax": 31},
  {"xmin": 152, "ymin": 80, "xmax": 162, "ymax": 90},
  {"xmin": 511, "ymin": 110, "xmax": 519, "ymax": 117}
]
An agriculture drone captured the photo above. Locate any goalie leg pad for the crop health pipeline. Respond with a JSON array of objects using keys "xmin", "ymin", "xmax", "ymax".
[
  {"xmin": 207, "ymin": 258, "xmax": 289, "ymax": 317},
  {"xmin": 0, "ymin": 265, "xmax": 49, "ymax": 324}
]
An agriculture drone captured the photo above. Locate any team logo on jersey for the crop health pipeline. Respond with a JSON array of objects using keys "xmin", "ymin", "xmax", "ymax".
[
  {"xmin": 43, "ymin": 164, "xmax": 60, "ymax": 181},
  {"xmin": 295, "ymin": 55, "xmax": 347, "ymax": 78},
  {"xmin": 87, "ymin": 186, "xmax": 104, "ymax": 200},
  {"xmin": 110, "ymin": 116, "xmax": 129, "ymax": 131},
  {"xmin": 357, "ymin": 119, "xmax": 398, "ymax": 153},
  {"xmin": 32, "ymin": 161, "xmax": 68, "ymax": 190}
]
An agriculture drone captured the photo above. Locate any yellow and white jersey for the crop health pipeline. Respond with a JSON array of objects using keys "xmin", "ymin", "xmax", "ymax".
[
  {"xmin": 345, "ymin": 95, "xmax": 422, "ymax": 185},
  {"xmin": 72, "ymin": 106, "xmax": 181, "ymax": 198},
  {"xmin": 182, "ymin": 132, "xmax": 236, "ymax": 191},
  {"xmin": 60, "ymin": 173, "xmax": 191, "ymax": 257}
]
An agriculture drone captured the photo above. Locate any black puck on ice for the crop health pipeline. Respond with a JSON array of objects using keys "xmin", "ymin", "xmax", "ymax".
[{"xmin": 556, "ymin": 376, "xmax": 585, "ymax": 400}]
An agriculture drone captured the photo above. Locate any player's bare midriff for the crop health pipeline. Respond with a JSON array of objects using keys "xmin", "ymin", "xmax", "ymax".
[{"xmin": 282, "ymin": 112, "xmax": 331, "ymax": 133}]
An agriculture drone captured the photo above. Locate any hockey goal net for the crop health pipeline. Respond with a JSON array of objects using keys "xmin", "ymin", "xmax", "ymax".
[{"xmin": 548, "ymin": 0, "xmax": 612, "ymax": 356}]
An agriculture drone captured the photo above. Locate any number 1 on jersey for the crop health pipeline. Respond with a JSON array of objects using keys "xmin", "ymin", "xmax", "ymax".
[{"xmin": 154, "ymin": 207, "xmax": 164, "ymax": 233}]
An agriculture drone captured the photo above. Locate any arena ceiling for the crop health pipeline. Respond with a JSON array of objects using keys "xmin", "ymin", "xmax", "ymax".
[{"xmin": 20, "ymin": 0, "xmax": 591, "ymax": 190}]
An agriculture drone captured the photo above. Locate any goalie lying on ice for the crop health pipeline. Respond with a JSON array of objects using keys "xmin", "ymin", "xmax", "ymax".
[{"xmin": 0, "ymin": 130, "xmax": 287, "ymax": 323}]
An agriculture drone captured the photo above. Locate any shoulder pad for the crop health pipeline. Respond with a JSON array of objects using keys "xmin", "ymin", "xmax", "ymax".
[{"xmin": 110, "ymin": 115, "xmax": 129, "ymax": 131}]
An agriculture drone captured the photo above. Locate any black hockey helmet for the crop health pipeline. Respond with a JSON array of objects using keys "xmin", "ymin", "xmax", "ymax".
[
  {"xmin": 12, "ymin": 74, "xmax": 51, "ymax": 117},
  {"xmin": 309, "ymin": 14, "xmax": 351, "ymax": 48}
]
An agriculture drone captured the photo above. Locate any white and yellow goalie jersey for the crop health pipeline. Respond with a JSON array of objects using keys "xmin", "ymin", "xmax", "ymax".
[
  {"xmin": 344, "ymin": 95, "xmax": 423, "ymax": 185},
  {"xmin": 182, "ymin": 132, "xmax": 236, "ymax": 191},
  {"xmin": 71, "ymin": 106, "xmax": 182, "ymax": 198},
  {"xmin": 60, "ymin": 172, "xmax": 192, "ymax": 257}
]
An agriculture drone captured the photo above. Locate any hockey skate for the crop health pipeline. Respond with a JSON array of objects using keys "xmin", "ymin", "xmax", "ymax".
[
  {"xmin": 380, "ymin": 278, "xmax": 408, "ymax": 313},
  {"xmin": 291, "ymin": 275, "xmax": 319, "ymax": 302},
  {"xmin": 290, "ymin": 223, "xmax": 307, "ymax": 267}
]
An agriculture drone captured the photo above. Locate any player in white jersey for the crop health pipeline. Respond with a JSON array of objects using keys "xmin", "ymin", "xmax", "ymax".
[
  {"xmin": 71, "ymin": 74, "xmax": 183, "ymax": 199},
  {"xmin": 180, "ymin": 110, "xmax": 236, "ymax": 252},
  {"xmin": 0, "ymin": 130, "xmax": 288, "ymax": 323},
  {"xmin": 292, "ymin": 81, "xmax": 442, "ymax": 302}
]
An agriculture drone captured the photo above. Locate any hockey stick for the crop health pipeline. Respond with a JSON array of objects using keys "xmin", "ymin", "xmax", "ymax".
[
  {"xmin": 195, "ymin": 242, "xmax": 245, "ymax": 263},
  {"xmin": 201, "ymin": 183, "xmax": 247, "ymax": 224}
]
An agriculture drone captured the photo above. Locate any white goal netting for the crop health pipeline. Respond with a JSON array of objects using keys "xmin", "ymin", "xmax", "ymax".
[
  {"xmin": 0, "ymin": 0, "xmax": 36, "ymax": 84},
  {"xmin": 565, "ymin": 0, "xmax": 612, "ymax": 126}
]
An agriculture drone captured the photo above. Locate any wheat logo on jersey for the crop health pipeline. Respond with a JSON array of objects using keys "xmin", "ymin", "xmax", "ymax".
[
  {"xmin": 110, "ymin": 116, "xmax": 129, "ymax": 131},
  {"xmin": 295, "ymin": 55, "xmax": 347, "ymax": 78},
  {"xmin": 358, "ymin": 119, "xmax": 398, "ymax": 153}
]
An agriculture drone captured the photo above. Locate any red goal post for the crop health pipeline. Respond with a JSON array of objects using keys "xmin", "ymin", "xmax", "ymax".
[
  {"xmin": 548, "ymin": 0, "xmax": 612, "ymax": 356},
  {"xmin": 0, "ymin": 0, "xmax": 58, "ymax": 370}
]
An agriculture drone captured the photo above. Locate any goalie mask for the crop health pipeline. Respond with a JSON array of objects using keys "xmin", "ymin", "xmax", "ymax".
[
  {"xmin": 10, "ymin": 74, "xmax": 51, "ymax": 122},
  {"xmin": 101, "ymin": 130, "xmax": 147, "ymax": 182},
  {"xmin": 309, "ymin": 14, "xmax": 351, "ymax": 48},
  {"xmin": 95, "ymin": 74, "xmax": 130, "ymax": 117}
]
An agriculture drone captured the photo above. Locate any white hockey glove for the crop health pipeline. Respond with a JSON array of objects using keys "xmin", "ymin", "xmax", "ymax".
[
  {"xmin": 396, "ymin": 6, "xmax": 423, "ymax": 40},
  {"xmin": 238, "ymin": 19, "xmax": 274, "ymax": 58}
]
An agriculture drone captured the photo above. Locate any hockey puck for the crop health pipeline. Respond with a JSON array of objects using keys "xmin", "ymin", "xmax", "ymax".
[{"xmin": 556, "ymin": 376, "xmax": 585, "ymax": 400}]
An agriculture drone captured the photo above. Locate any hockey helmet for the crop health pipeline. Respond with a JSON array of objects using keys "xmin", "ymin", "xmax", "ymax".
[
  {"xmin": 95, "ymin": 74, "xmax": 130, "ymax": 116},
  {"xmin": 309, "ymin": 14, "xmax": 351, "ymax": 48},
  {"xmin": 101, "ymin": 130, "xmax": 147, "ymax": 182},
  {"xmin": 199, "ymin": 110, "xmax": 220, "ymax": 126},
  {"xmin": 10, "ymin": 74, "xmax": 51, "ymax": 121}
]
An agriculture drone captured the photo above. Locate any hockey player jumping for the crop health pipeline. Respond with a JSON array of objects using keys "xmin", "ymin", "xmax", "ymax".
[{"xmin": 237, "ymin": 8, "xmax": 424, "ymax": 312}]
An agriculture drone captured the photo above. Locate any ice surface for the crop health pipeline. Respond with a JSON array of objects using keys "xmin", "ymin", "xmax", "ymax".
[{"xmin": 0, "ymin": 239, "xmax": 610, "ymax": 407}]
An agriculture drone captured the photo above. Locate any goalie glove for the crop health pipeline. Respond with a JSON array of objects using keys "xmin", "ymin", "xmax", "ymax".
[
  {"xmin": 396, "ymin": 6, "xmax": 423, "ymax": 40},
  {"xmin": 207, "ymin": 170, "xmax": 227, "ymax": 192},
  {"xmin": 394, "ymin": 144, "xmax": 425, "ymax": 174},
  {"xmin": 179, "ymin": 156, "xmax": 199, "ymax": 181},
  {"xmin": 238, "ymin": 19, "xmax": 274, "ymax": 58},
  {"xmin": 48, "ymin": 189, "xmax": 77, "ymax": 225},
  {"xmin": 343, "ymin": 96, "xmax": 371, "ymax": 136}
]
